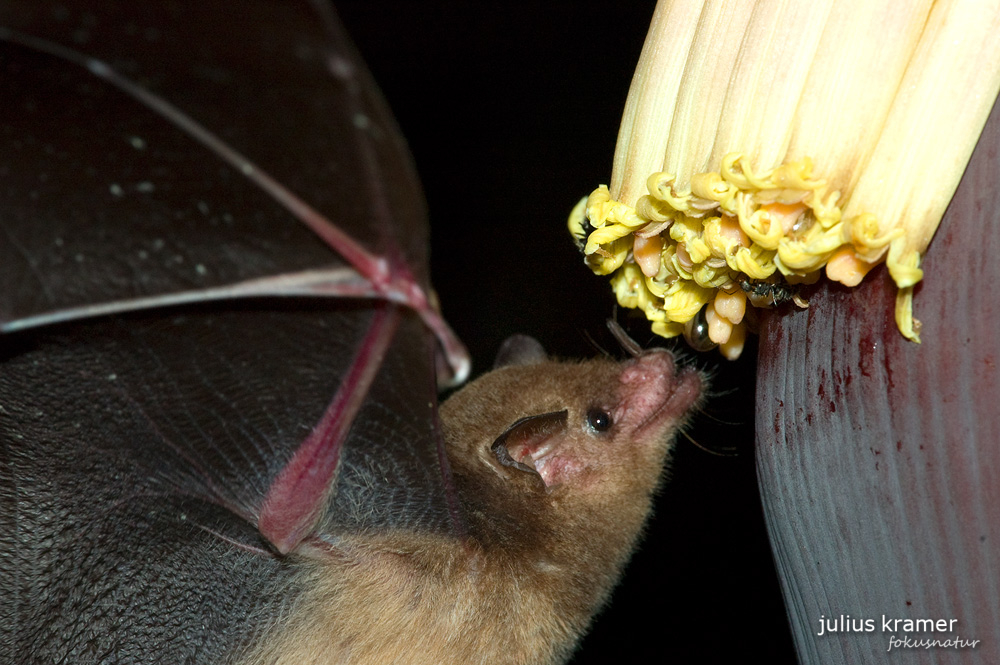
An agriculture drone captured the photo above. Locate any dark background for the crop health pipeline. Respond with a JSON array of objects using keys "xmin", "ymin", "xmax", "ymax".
[{"xmin": 337, "ymin": 2, "xmax": 797, "ymax": 663}]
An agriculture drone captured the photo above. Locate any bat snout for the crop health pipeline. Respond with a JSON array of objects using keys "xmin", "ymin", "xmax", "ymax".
[{"xmin": 617, "ymin": 351, "xmax": 703, "ymax": 441}]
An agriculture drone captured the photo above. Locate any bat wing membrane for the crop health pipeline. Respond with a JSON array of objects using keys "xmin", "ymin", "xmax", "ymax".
[{"xmin": 0, "ymin": 2, "xmax": 463, "ymax": 659}]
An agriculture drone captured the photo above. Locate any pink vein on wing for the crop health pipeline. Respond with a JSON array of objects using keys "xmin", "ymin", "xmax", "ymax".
[
  {"xmin": 259, "ymin": 304, "xmax": 400, "ymax": 555},
  {"xmin": 0, "ymin": 27, "xmax": 470, "ymax": 385}
]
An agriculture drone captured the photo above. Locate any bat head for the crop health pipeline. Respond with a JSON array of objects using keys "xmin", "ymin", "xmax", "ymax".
[{"xmin": 440, "ymin": 337, "xmax": 704, "ymax": 568}]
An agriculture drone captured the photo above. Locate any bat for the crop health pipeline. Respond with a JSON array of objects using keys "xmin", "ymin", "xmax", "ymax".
[{"xmin": 0, "ymin": 2, "xmax": 706, "ymax": 663}]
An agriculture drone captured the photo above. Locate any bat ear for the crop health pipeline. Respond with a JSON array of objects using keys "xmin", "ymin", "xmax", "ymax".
[
  {"xmin": 493, "ymin": 334, "xmax": 548, "ymax": 368},
  {"xmin": 490, "ymin": 410, "xmax": 567, "ymax": 487}
]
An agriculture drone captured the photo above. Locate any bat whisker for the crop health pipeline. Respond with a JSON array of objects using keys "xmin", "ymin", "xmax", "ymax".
[
  {"xmin": 581, "ymin": 329, "xmax": 612, "ymax": 359},
  {"xmin": 680, "ymin": 428, "xmax": 739, "ymax": 457}
]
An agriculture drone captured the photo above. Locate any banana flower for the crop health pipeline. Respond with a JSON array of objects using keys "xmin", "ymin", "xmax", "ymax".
[{"xmin": 570, "ymin": 0, "xmax": 1000, "ymax": 358}]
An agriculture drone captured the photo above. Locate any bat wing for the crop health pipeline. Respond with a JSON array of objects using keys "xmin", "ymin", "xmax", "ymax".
[{"xmin": 0, "ymin": 1, "xmax": 466, "ymax": 661}]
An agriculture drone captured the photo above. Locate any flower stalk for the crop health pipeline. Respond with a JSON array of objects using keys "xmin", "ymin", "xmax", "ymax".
[{"xmin": 570, "ymin": 0, "xmax": 1000, "ymax": 358}]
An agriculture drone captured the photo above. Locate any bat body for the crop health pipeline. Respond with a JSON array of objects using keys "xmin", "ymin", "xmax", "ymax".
[{"xmin": 0, "ymin": 2, "xmax": 703, "ymax": 664}]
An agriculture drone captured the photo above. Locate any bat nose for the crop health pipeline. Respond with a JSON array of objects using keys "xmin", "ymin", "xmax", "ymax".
[
  {"xmin": 617, "ymin": 351, "xmax": 678, "ymax": 420},
  {"xmin": 620, "ymin": 350, "xmax": 677, "ymax": 386}
]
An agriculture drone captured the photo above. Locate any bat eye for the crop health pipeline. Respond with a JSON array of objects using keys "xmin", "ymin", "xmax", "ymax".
[{"xmin": 587, "ymin": 408, "xmax": 613, "ymax": 432}]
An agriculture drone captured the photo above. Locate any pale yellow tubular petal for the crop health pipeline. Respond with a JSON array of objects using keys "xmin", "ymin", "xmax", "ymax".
[
  {"xmin": 690, "ymin": 172, "xmax": 735, "ymax": 206},
  {"xmin": 644, "ymin": 274, "xmax": 668, "ymax": 299},
  {"xmin": 587, "ymin": 238, "xmax": 629, "ymax": 276},
  {"xmin": 768, "ymin": 160, "xmax": 821, "ymax": 196},
  {"xmin": 587, "ymin": 184, "xmax": 612, "ymax": 209},
  {"xmin": 808, "ymin": 188, "xmax": 841, "ymax": 230},
  {"xmin": 858, "ymin": 0, "xmax": 1000, "ymax": 341},
  {"xmin": 700, "ymin": 217, "xmax": 725, "ymax": 258},
  {"xmin": 635, "ymin": 194, "xmax": 674, "ymax": 224},
  {"xmin": 611, "ymin": 1, "xmax": 705, "ymax": 206},
  {"xmin": 801, "ymin": 225, "xmax": 846, "ymax": 257},
  {"xmin": 655, "ymin": 1, "xmax": 756, "ymax": 193},
  {"xmin": 784, "ymin": 1, "xmax": 931, "ymax": 194},
  {"xmin": 646, "ymin": 172, "xmax": 694, "ymax": 213},
  {"xmin": 669, "ymin": 217, "xmax": 711, "ymax": 262},
  {"xmin": 708, "ymin": 0, "xmax": 833, "ymax": 173},
  {"xmin": 845, "ymin": 0, "xmax": 1000, "ymax": 259},
  {"xmin": 886, "ymin": 235, "xmax": 923, "ymax": 290},
  {"xmin": 738, "ymin": 202, "xmax": 785, "ymax": 250},
  {"xmin": 847, "ymin": 212, "xmax": 902, "ymax": 261}
]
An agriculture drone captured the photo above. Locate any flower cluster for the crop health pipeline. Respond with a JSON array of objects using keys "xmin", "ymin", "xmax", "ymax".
[{"xmin": 570, "ymin": 153, "xmax": 905, "ymax": 359}]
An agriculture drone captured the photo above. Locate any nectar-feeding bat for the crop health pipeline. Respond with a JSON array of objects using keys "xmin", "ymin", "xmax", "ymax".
[
  {"xmin": 0, "ymin": 2, "xmax": 704, "ymax": 664},
  {"xmin": 245, "ymin": 340, "xmax": 702, "ymax": 665}
]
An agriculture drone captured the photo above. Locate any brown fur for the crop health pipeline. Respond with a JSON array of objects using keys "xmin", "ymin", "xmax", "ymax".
[{"xmin": 240, "ymin": 353, "xmax": 701, "ymax": 665}]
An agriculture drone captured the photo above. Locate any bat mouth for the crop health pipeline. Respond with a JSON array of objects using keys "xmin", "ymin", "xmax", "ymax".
[
  {"xmin": 620, "ymin": 353, "xmax": 704, "ymax": 442},
  {"xmin": 635, "ymin": 366, "xmax": 703, "ymax": 440}
]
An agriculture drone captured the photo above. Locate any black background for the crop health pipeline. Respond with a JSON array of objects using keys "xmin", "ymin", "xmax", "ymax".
[{"xmin": 337, "ymin": 2, "xmax": 797, "ymax": 663}]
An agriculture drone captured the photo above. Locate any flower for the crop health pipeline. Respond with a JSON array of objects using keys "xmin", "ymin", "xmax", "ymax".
[{"xmin": 569, "ymin": 0, "xmax": 1000, "ymax": 358}]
